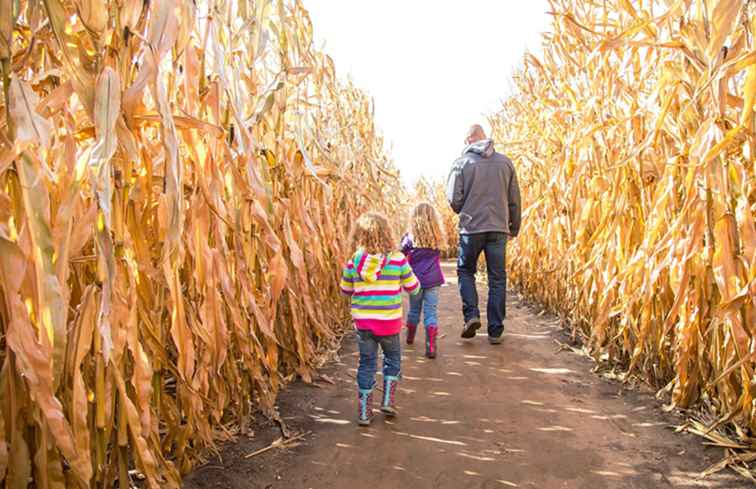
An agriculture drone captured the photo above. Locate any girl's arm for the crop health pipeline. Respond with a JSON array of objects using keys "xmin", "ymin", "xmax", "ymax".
[
  {"xmin": 399, "ymin": 257, "xmax": 420, "ymax": 296},
  {"xmin": 340, "ymin": 263, "xmax": 355, "ymax": 296},
  {"xmin": 400, "ymin": 233, "xmax": 413, "ymax": 255}
]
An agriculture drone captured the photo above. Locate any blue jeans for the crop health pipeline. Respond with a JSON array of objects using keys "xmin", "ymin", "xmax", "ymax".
[
  {"xmin": 356, "ymin": 330, "xmax": 401, "ymax": 391},
  {"xmin": 407, "ymin": 287, "xmax": 440, "ymax": 328},
  {"xmin": 457, "ymin": 232, "xmax": 507, "ymax": 338}
]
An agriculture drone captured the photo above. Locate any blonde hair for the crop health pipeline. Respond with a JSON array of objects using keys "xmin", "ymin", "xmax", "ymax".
[
  {"xmin": 409, "ymin": 202, "xmax": 445, "ymax": 249},
  {"xmin": 349, "ymin": 212, "xmax": 396, "ymax": 255}
]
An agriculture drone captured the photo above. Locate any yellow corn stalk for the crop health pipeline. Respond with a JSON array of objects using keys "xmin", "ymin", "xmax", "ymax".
[
  {"xmin": 491, "ymin": 0, "xmax": 756, "ymax": 471},
  {"xmin": 0, "ymin": 1, "xmax": 401, "ymax": 487}
]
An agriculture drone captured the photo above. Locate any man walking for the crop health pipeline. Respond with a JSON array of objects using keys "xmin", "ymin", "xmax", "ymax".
[{"xmin": 446, "ymin": 125, "xmax": 521, "ymax": 344}]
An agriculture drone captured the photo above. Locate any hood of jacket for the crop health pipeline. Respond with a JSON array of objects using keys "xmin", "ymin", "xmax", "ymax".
[
  {"xmin": 352, "ymin": 249, "xmax": 388, "ymax": 282},
  {"xmin": 463, "ymin": 139, "xmax": 495, "ymax": 158}
]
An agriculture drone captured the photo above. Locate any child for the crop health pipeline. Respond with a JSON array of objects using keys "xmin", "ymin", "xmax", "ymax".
[
  {"xmin": 340, "ymin": 212, "xmax": 420, "ymax": 426},
  {"xmin": 401, "ymin": 202, "xmax": 446, "ymax": 359}
]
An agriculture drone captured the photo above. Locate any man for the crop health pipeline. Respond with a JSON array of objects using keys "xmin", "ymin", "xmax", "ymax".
[{"xmin": 446, "ymin": 124, "xmax": 521, "ymax": 344}]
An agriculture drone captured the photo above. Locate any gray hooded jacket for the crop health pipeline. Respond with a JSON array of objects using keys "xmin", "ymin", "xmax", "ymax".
[{"xmin": 446, "ymin": 139, "xmax": 521, "ymax": 236}]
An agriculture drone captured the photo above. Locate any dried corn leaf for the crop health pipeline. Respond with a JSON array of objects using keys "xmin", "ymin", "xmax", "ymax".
[
  {"xmin": 0, "ymin": 1, "xmax": 403, "ymax": 487},
  {"xmin": 486, "ymin": 0, "xmax": 756, "ymax": 476}
]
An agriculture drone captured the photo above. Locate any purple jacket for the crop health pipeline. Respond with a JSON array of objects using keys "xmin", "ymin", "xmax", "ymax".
[{"xmin": 400, "ymin": 234, "xmax": 445, "ymax": 289}]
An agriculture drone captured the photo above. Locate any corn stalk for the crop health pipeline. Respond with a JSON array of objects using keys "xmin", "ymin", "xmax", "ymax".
[
  {"xmin": 491, "ymin": 0, "xmax": 756, "ymax": 472},
  {"xmin": 0, "ymin": 0, "xmax": 401, "ymax": 487}
]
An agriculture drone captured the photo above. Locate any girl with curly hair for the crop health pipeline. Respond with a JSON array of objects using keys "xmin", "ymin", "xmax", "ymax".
[{"xmin": 341, "ymin": 212, "xmax": 420, "ymax": 426}]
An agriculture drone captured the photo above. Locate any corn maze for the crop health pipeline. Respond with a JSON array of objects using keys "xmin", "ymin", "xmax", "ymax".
[
  {"xmin": 0, "ymin": 0, "xmax": 401, "ymax": 487},
  {"xmin": 492, "ymin": 0, "xmax": 756, "ymax": 476},
  {"xmin": 2, "ymin": 0, "xmax": 756, "ymax": 486}
]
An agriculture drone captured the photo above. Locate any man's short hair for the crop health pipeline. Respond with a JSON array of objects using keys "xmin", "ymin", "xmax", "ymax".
[{"xmin": 466, "ymin": 124, "xmax": 486, "ymax": 143}]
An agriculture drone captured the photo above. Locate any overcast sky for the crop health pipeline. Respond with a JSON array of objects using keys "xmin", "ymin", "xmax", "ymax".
[{"xmin": 306, "ymin": 1, "xmax": 551, "ymax": 187}]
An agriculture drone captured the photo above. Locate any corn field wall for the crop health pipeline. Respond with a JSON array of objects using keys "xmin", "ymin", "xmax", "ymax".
[
  {"xmin": 0, "ymin": 0, "xmax": 402, "ymax": 487},
  {"xmin": 492, "ymin": 0, "xmax": 756, "ymax": 458}
]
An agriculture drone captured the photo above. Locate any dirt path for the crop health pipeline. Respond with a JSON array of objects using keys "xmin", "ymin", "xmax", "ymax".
[{"xmin": 184, "ymin": 262, "xmax": 746, "ymax": 489}]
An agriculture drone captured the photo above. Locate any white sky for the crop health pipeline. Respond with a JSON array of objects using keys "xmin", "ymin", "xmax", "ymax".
[{"xmin": 306, "ymin": 1, "xmax": 551, "ymax": 187}]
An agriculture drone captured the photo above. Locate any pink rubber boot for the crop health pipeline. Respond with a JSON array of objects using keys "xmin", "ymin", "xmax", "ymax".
[
  {"xmin": 406, "ymin": 323, "xmax": 418, "ymax": 345},
  {"xmin": 426, "ymin": 326, "xmax": 438, "ymax": 359}
]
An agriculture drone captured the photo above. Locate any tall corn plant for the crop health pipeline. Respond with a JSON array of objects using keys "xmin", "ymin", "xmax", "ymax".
[
  {"xmin": 0, "ymin": 0, "xmax": 401, "ymax": 487},
  {"xmin": 492, "ymin": 0, "xmax": 756, "ymax": 473}
]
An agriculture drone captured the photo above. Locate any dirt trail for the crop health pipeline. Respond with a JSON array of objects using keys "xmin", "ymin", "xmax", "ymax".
[{"xmin": 185, "ymin": 262, "xmax": 746, "ymax": 489}]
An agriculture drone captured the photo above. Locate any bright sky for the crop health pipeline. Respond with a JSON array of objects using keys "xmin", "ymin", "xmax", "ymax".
[{"xmin": 306, "ymin": 1, "xmax": 551, "ymax": 187}]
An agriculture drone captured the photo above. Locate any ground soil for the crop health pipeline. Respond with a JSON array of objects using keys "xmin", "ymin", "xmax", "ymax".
[{"xmin": 184, "ymin": 262, "xmax": 748, "ymax": 489}]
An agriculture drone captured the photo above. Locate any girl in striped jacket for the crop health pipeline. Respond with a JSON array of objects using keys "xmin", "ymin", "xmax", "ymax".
[{"xmin": 341, "ymin": 212, "xmax": 420, "ymax": 426}]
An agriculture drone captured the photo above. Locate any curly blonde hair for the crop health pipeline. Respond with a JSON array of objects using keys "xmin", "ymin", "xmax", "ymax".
[
  {"xmin": 349, "ymin": 212, "xmax": 396, "ymax": 255},
  {"xmin": 409, "ymin": 202, "xmax": 445, "ymax": 249}
]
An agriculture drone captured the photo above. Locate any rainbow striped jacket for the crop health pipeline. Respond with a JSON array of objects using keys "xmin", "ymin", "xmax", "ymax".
[{"xmin": 340, "ymin": 250, "xmax": 420, "ymax": 336}]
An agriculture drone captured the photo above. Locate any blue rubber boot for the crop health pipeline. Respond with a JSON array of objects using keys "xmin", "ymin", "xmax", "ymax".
[
  {"xmin": 380, "ymin": 376, "xmax": 400, "ymax": 417},
  {"xmin": 357, "ymin": 389, "xmax": 374, "ymax": 426}
]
